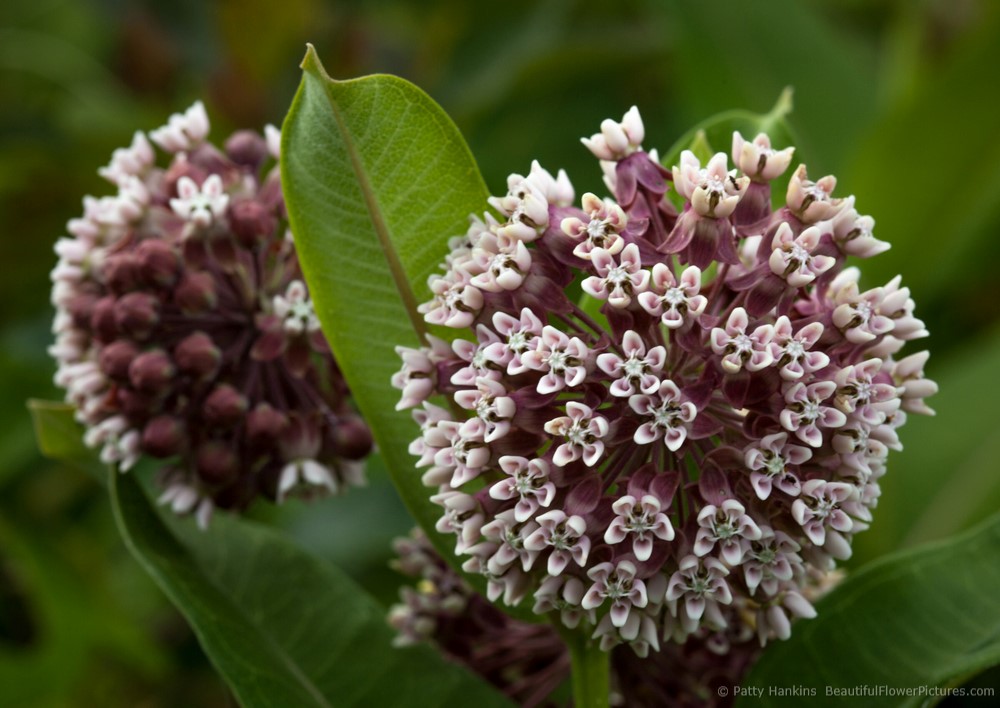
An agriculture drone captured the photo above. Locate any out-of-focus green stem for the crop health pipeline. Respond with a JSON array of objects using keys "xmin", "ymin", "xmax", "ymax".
[{"xmin": 558, "ymin": 626, "xmax": 609, "ymax": 708}]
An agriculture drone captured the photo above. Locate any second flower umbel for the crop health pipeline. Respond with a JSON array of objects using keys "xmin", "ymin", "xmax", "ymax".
[{"xmin": 392, "ymin": 106, "xmax": 936, "ymax": 657}]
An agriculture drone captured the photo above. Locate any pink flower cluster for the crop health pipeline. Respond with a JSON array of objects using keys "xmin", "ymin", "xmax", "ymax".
[
  {"xmin": 50, "ymin": 103, "xmax": 372, "ymax": 526},
  {"xmin": 393, "ymin": 106, "xmax": 936, "ymax": 656}
]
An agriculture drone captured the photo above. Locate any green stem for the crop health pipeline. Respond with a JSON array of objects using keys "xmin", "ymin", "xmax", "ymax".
[{"xmin": 558, "ymin": 626, "xmax": 610, "ymax": 708}]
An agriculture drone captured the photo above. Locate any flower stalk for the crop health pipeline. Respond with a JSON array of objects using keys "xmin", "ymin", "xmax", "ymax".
[{"xmin": 559, "ymin": 626, "xmax": 610, "ymax": 708}]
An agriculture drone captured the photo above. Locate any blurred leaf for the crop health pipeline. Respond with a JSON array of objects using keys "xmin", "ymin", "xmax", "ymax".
[
  {"xmin": 0, "ymin": 516, "xmax": 164, "ymax": 706},
  {"xmin": 654, "ymin": 0, "xmax": 877, "ymax": 172},
  {"xmin": 0, "ymin": 26, "xmax": 147, "ymax": 137},
  {"xmin": 661, "ymin": 88, "xmax": 797, "ymax": 207},
  {"xmin": 841, "ymin": 4, "xmax": 1000, "ymax": 318},
  {"xmin": 218, "ymin": 0, "xmax": 324, "ymax": 83},
  {"xmin": 253, "ymin": 454, "xmax": 416, "ymax": 609},
  {"xmin": 110, "ymin": 470, "xmax": 513, "ymax": 708},
  {"xmin": 0, "ymin": 321, "xmax": 57, "ymax": 487},
  {"xmin": 281, "ymin": 47, "xmax": 537, "ymax": 622},
  {"xmin": 27, "ymin": 399, "xmax": 104, "ymax": 483},
  {"xmin": 853, "ymin": 325, "xmax": 1000, "ymax": 563},
  {"xmin": 741, "ymin": 511, "xmax": 1000, "ymax": 706}
]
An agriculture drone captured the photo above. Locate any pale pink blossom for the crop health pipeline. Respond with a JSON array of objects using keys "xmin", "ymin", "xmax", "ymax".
[
  {"xmin": 629, "ymin": 380, "xmax": 697, "ymax": 450},
  {"xmin": 581, "ymin": 243, "xmax": 649, "ymax": 308},
  {"xmin": 489, "ymin": 456, "xmax": 556, "ymax": 522},
  {"xmin": 768, "ymin": 223, "xmax": 835, "ymax": 288},
  {"xmin": 710, "ymin": 307, "xmax": 774, "ymax": 374},
  {"xmin": 731, "ymin": 131, "xmax": 795, "ymax": 182},
  {"xmin": 596, "ymin": 330, "xmax": 666, "ymax": 397},
  {"xmin": 561, "ymin": 192, "xmax": 628, "ymax": 260},
  {"xmin": 769, "ymin": 316, "xmax": 829, "ymax": 381},
  {"xmin": 582, "ymin": 560, "xmax": 648, "ymax": 628},
  {"xmin": 673, "ymin": 151, "xmax": 749, "ymax": 219},
  {"xmin": 520, "ymin": 326, "xmax": 590, "ymax": 393},
  {"xmin": 604, "ymin": 494, "xmax": 675, "ymax": 561},
  {"xmin": 544, "ymin": 402, "xmax": 609, "ymax": 467},
  {"xmin": 637, "ymin": 264, "xmax": 707, "ymax": 329}
]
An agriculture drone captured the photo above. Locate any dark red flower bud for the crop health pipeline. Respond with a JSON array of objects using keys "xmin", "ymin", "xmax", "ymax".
[
  {"xmin": 173, "ymin": 331, "xmax": 221, "ymax": 379},
  {"xmin": 135, "ymin": 239, "xmax": 181, "ymax": 288},
  {"xmin": 99, "ymin": 340, "xmax": 140, "ymax": 381},
  {"xmin": 224, "ymin": 130, "xmax": 268, "ymax": 168},
  {"xmin": 203, "ymin": 384, "xmax": 248, "ymax": 428},
  {"xmin": 116, "ymin": 387, "xmax": 159, "ymax": 418},
  {"xmin": 229, "ymin": 200, "xmax": 277, "ymax": 247},
  {"xmin": 173, "ymin": 271, "xmax": 216, "ymax": 314},
  {"xmin": 129, "ymin": 349, "xmax": 175, "ymax": 393},
  {"xmin": 103, "ymin": 253, "xmax": 140, "ymax": 294},
  {"xmin": 142, "ymin": 415, "xmax": 186, "ymax": 457},
  {"xmin": 114, "ymin": 292, "xmax": 160, "ymax": 340},
  {"xmin": 195, "ymin": 441, "xmax": 239, "ymax": 485},
  {"xmin": 330, "ymin": 414, "xmax": 374, "ymax": 460},
  {"xmin": 250, "ymin": 314, "xmax": 286, "ymax": 361},
  {"xmin": 246, "ymin": 402, "xmax": 288, "ymax": 446},
  {"xmin": 90, "ymin": 295, "xmax": 120, "ymax": 342},
  {"xmin": 67, "ymin": 292, "xmax": 99, "ymax": 329}
]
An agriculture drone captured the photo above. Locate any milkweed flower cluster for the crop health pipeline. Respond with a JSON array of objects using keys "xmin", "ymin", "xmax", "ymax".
[
  {"xmin": 393, "ymin": 107, "xmax": 936, "ymax": 656},
  {"xmin": 50, "ymin": 102, "xmax": 372, "ymax": 526}
]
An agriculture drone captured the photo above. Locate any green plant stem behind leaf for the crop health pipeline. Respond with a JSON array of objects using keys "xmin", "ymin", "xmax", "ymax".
[
  {"xmin": 110, "ymin": 469, "xmax": 514, "ymax": 708},
  {"xmin": 661, "ymin": 88, "xmax": 797, "ymax": 210},
  {"xmin": 281, "ymin": 46, "xmax": 536, "ymax": 622},
  {"xmin": 739, "ymin": 511, "xmax": 1000, "ymax": 707}
]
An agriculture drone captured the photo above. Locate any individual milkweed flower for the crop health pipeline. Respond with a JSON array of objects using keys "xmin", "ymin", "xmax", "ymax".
[
  {"xmin": 394, "ymin": 105, "xmax": 935, "ymax": 665},
  {"xmin": 544, "ymin": 402, "xmax": 609, "ymax": 467},
  {"xmin": 693, "ymin": 499, "xmax": 763, "ymax": 565},
  {"xmin": 49, "ymin": 103, "xmax": 373, "ymax": 527},
  {"xmin": 582, "ymin": 560, "xmax": 648, "ymax": 628},
  {"xmin": 744, "ymin": 432, "xmax": 810, "ymax": 499},
  {"xmin": 604, "ymin": 494, "xmax": 675, "ymax": 561},
  {"xmin": 560, "ymin": 193, "xmax": 628, "ymax": 260},
  {"xmin": 628, "ymin": 380, "xmax": 698, "ymax": 450},
  {"xmin": 710, "ymin": 307, "xmax": 775, "ymax": 374},
  {"xmin": 638, "ymin": 264, "xmax": 707, "ymax": 329}
]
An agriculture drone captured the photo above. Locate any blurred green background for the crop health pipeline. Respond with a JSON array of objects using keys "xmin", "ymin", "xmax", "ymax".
[{"xmin": 2, "ymin": 0, "xmax": 999, "ymax": 704}]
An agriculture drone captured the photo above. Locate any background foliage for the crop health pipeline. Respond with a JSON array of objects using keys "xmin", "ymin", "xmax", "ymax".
[{"xmin": 2, "ymin": 0, "xmax": 999, "ymax": 703}]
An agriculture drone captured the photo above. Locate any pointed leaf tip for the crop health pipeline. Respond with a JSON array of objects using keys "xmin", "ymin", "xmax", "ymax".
[
  {"xmin": 771, "ymin": 87, "xmax": 794, "ymax": 120},
  {"xmin": 300, "ymin": 43, "xmax": 327, "ymax": 77}
]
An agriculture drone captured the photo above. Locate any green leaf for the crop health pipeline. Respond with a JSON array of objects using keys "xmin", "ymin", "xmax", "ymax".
[
  {"xmin": 654, "ymin": 0, "xmax": 878, "ymax": 173},
  {"xmin": 0, "ymin": 515, "xmax": 165, "ymax": 706},
  {"xmin": 281, "ymin": 47, "xmax": 537, "ymax": 621},
  {"xmin": 660, "ymin": 88, "xmax": 798, "ymax": 208},
  {"xmin": 853, "ymin": 325, "xmax": 1000, "ymax": 564},
  {"xmin": 740, "ymin": 512, "xmax": 1000, "ymax": 706},
  {"xmin": 27, "ymin": 398, "xmax": 105, "ymax": 482},
  {"xmin": 840, "ymin": 4, "xmax": 1000, "ymax": 311},
  {"xmin": 110, "ymin": 469, "xmax": 514, "ymax": 708}
]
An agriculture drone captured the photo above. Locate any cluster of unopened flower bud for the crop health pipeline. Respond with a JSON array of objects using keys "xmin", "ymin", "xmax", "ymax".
[
  {"xmin": 388, "ymin": 529, "xmax": 568, "ymax": 707},
  {"xmin": 392, "ymin": 106, "xmax": 936, "ymax": 657},
  {"xmin": 50, "ymin": 102, "xmax": 372, "ymax": 526}
]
